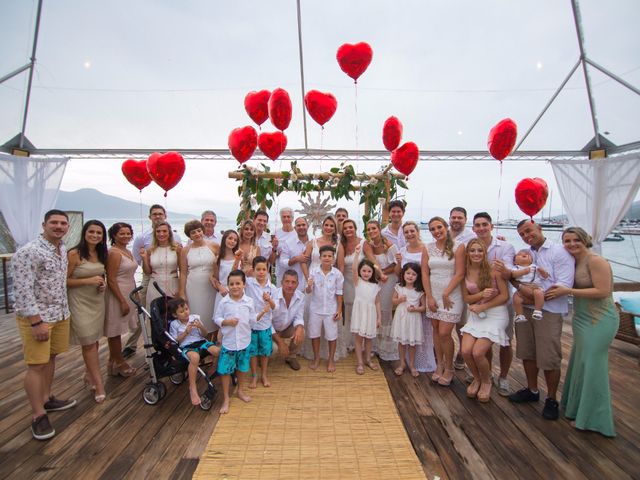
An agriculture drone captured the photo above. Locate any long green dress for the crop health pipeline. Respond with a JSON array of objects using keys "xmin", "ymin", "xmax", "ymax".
[{"xmin": 561, "ymin": 253, "xmax": 618, "ymax": 437}]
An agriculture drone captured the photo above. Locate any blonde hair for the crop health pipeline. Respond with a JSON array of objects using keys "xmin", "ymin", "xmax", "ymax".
[
  {"xmin": 428, "ymin": 216, "xmax": 454, "ymax": 260},
  {"xmin": 562, "ymin": 226, "xmax": 593, "ymax": 248},
  {"xmin": 151, "ymin": 221, "xmax": 177, "ymax": 252},
  {"xmin": 465, "ymin": 238, "xmax": 492, "ymax": 290},
  {"xmin": 402, "ymin": 221, "xmax": 422, "ymax": 240},
  {"xmin": 239, "ymin": 219, "xmax": 256, "ymax": 245}
]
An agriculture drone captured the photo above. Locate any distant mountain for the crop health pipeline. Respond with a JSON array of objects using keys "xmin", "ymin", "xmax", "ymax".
[{"xmin": 55, "ymin": 188, "xmax": 197, "ymax": 220}]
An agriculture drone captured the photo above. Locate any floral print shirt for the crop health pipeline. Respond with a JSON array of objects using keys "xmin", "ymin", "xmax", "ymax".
[{"xmin": 12, "ymin": 236, "xmax": 69, "ymax": 322}]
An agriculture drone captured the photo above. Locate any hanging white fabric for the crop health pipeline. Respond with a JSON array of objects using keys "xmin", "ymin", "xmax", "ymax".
[
  {"xmin": 550, "ymin": 151, "xmax": 640, "ymax": 252},
  {"xmin": 0, "ymin": 154, "xmax": 69, "ymax": 247}
]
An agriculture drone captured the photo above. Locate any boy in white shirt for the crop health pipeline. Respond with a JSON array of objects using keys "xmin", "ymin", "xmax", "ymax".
[
  {"xmin": 168, "ymin": 298, "xmax": 220, "ymax": 407},
  {"xmin": 306, "ymin": 245, "xmax": 344, "ymax": 373},
  {"xmin": 214, "ymin": 269, "xmax": 270, "ymax": 414},
  {"xmin": 245, "ymin": 256, "xmax": 277, "ymax": 388}
]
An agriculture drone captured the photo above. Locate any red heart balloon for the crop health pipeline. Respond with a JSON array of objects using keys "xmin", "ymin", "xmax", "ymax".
[
  {"xmin": 258, "ymin": 131, "xmax": 287, "ymax": 161},
  {"xmin": 121, "ymin": 159, "xmax": 152, "ymax": 190},
  {"xmin": 515, "ymin": 177, "xmax": 549, "ymax": 218},
  {"xmin": 146, "ymin": 151, "xmax": 185, "ymax": 195},
  {"xmin": 268, "ymin": 88, "xmax": 292, "ymax": 131},
  {"xmin": 304, "ymin": 90, "xmax": 337, "ymax": 127},
  {"xmin": 488, "ymin": 118, "xmax": 518, "ymax": 161},
  {"xmin": 244, "ymin": 90, "xmax": 271, "ymax": 126},
  {"xmin": 228, "ymin": 126, "xmax": 258, "ymax": 164},
  {"xmin": 336, "ymin": 42, "xmax": 373, "ymax": 82},
  {"xmin": 391, "ymin": 142, "xmax": 419, "ymax": 176},
  {"xmin": 382, "ymin": 116, "xmax": 403, "ymax": 151}
]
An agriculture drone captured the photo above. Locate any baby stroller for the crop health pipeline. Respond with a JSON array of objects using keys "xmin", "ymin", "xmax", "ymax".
[{"xmin": 129, "ymin": 282, "xmax": 217, "ymax": 410}]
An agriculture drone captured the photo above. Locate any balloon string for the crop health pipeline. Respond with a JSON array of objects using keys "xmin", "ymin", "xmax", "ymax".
[
  {"xmin": 354, "ymin": 82, "xmax": 362, "ymax": 220},
  {"xmin": 496, "ymin": 161, "xmax": 503, "ymax": 235},
  {"xmin": 320, "ymin": 127, "xmax": 324, "ymax": 172},
  {"xmin": 139, "ymin": 191, "xmax": 144, "ymax": 240}
]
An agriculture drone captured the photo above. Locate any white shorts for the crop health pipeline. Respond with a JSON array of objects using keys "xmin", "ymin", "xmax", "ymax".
[{"xmin": 307, "ymin": 312, "xmax": 338, "ymax": 341}]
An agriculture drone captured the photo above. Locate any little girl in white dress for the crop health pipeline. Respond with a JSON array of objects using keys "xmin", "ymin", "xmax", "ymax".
[
  {"xmin": 350, "ymin": 244, "xmax": 381, "ymax": 375},
  {"xmin": 390, "ymin": 262, "xmax": 427, "ymax": 377}
]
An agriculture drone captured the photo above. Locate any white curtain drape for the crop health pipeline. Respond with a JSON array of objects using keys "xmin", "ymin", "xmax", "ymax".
[
  {"xmin": 551, "ymin": 151, "xmax": 640, "ymax": 252},
  {"xmin": 0, "ymin": 154, "xmax": 69, "ymax": 247}
]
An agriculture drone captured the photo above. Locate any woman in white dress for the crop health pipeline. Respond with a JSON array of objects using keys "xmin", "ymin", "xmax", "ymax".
[
  {"xmin": 213, "ymin": 229, "xmax": 242, "ymax": 314},
  {"xmin": 393, "ymin": 221, "xmax": 436, "ymax": 373},
  {"xmin": 363, "ymin": 220, "xmax": 398, "ymax": 361},
  {"xmin": 140, "ymin": 221, "xmax": 181, "ymax": 309},
  {"xmin": 424, "ymin": 216, "xmax": 466, "ymax": 387},
  {"xmin": 300, "ymin": 216, "xmax": 344, "ymax": 361},
  {"xmin": 337, "ymin": 219, "xmax": 363, "ymax": 354},
  {"xmin": 178, "ymin": 220, "xmax": 219, "ymax": 334},
  {"xmin": 460, "ymin": 239, "xmax": 509, "ymax": 402}
]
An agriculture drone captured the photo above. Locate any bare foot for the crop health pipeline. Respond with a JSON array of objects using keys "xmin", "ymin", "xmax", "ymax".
[
  {"xmin": 261, "ymin": 376, "xmax": 271, "ymax": 387},
  {"xmin": 365, "ymin": 360, "xmax": 379, "ymax": 371},
  {"xmin": 190, "ymin": 387, "xmax": 201, "ymax": 406},
  {"xmin": 237, "ymin": 389, "xmax": 252, "ymax": 403},
  {"xmin": 309, "ymin": 360, "xmax": 320, "ymax": 371},
  {"xmin": 219, "ymin": 400, "xmax": 230, "ymax": 414},
  {"xmin": 327, "ymin": 361, "xmax": 336, "ymax": 373},
  {"xmin": 394, "ymin": 365, "xmax": 405, "ymax": 376},
  {"xmin": 356, "ymin": 364, "xmax": 365, "ymax": 375},
  {"xmin": 249, "ymin": 375, "xmax": 258, "ymax": 389},
  {"xmin": 410, "ymin": 368, "xmax": 419, "ymax": 378}
]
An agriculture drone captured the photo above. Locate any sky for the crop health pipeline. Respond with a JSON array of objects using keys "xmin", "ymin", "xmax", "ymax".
[{"xmin": 1, "ymin": 0, "xmax": 639, "ymax": 222}]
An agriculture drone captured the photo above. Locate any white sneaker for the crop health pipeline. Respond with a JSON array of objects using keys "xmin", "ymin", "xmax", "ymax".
[
  {"xmin": 494, "ymin": 377, "xmax": 512, "ymax": 397},
  {"xmin": 514, "ymin": 314, "xmax": 527, "ymax": 323}
]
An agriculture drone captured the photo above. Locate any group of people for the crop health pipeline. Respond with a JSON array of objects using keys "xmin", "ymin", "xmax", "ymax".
[{"xmin": 12, "ymin": 200, "xmax": 620, "ymax": 440}]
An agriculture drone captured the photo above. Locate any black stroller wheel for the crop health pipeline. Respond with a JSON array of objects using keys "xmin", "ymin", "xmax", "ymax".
[
  {"xmin": 169, "ymin": 372, "xmax": 185, "ymax": 385},
  {"xmin": 142, "ymin": 384, "xmax": 161, "ymax": 405},
  {"xmin": 157, "ymin": 382, "xmax": 167, "ymax": 399},
  {"xmin": 200, "ymin": 394, "xmax": 212, "ymax": 411}
]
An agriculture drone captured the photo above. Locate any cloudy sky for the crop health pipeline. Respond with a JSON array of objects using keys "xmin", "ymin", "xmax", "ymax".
[{"xmin": 1, "ymin": 0, "xmax": 639, "ymax": 221}]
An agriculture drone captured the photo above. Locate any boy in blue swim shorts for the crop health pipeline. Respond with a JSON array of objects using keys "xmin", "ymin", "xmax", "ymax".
[
  {"xmin": 245, "ymin": 256, "xmax": 277, "ymax": 389},
  {"xmin": 214, "ymin": 269, "xmax": 270, "ymax": 414},
  {"xmin": 168, "ymin": 298, "xmax": 220, "ymax": 407}
]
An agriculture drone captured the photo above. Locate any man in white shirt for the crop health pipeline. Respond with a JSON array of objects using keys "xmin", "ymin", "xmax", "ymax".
[
  {"xmin": 124, "ymin": 204, "xmax": 182, "ymax": 358},
  {"xmin": 272, "ymin": 207, "xmax": 297, "ymax": 286},
  {"xmin": 201, "ymin": 210, "xmax": 220, "ymax": 244},
  {"xmin": 382, "ymin": 200, "xmax": 406, "ymax": 249},
  {"xmin": 280, "ymin": 217, "xmax": 310, "ymax": 291},
  {"xmin": 449, "ymin": 207, "xmax": 476, "ymax": 246},
  {"xmin": 253, "ymin": 209, "xmax": 274, "ymax": 265},
  {"xmin": 271, "ymin": 270, "xmax": 306, "ymax": 370},
  {"xmin": 471, "ymin": 212, "xmax": 516, "ymax": 396},
  {"xmin": 509, "ymin": 219, "xmax": 575, "ymax": 421}
]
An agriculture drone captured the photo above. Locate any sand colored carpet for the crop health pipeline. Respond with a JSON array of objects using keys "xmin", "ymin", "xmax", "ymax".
[{"xmin": 193, "ymin": 355, "xmax": 425, "ymax": 479}]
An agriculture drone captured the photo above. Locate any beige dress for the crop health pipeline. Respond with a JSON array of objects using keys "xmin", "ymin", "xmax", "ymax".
[
  {"xmin": 69, "ymin": 260, "xmax": 106, "ymax": 345},
  {"xmin": 105, "ymin": 250, "xmax": 139, "ymax": 337},
  {"xmin": 146, "ymin": 246, "xmax": 180, "ymax": 308}
]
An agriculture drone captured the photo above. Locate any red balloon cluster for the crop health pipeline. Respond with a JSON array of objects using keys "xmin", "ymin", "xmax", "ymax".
[
  {"xmin": 488, "ymin": 118, "xmax": 518, "ymax": 161},
  {"xmin": 515, "ymin": 177, "xmax": 548, "ymax": 219},
  {"xmin": 304, "ymin": 90, "xmax": 338, "ymax": 127},
  {"xmin": 228, "ymin": 126, "xmax": 258, "ymax": 165},
  {"xmin": 121, "ymin": 152, "xmax": 185, "ymax": 196},
  {"xmin": 336, "ymin": 42, "xmax": 373, "ymax": 83}
]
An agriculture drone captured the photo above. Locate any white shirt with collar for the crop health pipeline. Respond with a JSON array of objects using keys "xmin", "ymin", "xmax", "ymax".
[
  {"xmin": 382, "ymin": 224, "xmax": 406, "ymax": 250},
  {"xmin": 527, "ymin": 238, "xmax": 575, "ymax": 314},
  {"xmin": 280, "ymin": 235, "xmax": 309, "ymax": 291},
  {"xmin": 244, "ymin": 277, "xmax": 277, "ymax": 331},
  {"xmin": 133, "ymin": 228, "xmax": 183, "ymax": 264},
  {"xmin": 274, "ymin": 228, "xmax": 297, "ymax": 286},
  {"xmin": 256, "ymin": 231, "xmax": 273, "ymax": 262},
  {"xmin": 213, "ymin": 293, "xmax": 257, "ymax": 351},
  {"xmin": 308, "ymin": 266, "xmax": 344, "ymax": 316},
  {"xmin": 452, "ymin": 228, "xmax": 476, "ymax": 246},
  {"xmin": 271, "ymin": 288, "xmax": 306, "ymax": 332}
]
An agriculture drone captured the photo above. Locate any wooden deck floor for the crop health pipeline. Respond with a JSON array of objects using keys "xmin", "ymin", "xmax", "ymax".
[{"xmin": 0, "ymin": 311, "xmax": 638, "ymax": 479}]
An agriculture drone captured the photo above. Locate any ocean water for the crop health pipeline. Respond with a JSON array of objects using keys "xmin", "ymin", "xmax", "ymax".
[{"xmin": 99, "ymin": 218, "xmax": 640, "ymax": 283}]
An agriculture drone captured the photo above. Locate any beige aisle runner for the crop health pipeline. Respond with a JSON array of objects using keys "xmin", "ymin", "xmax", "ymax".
[{"xmin": 194, "ymin": 355, "xmax": 425, "ymax": 479}]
